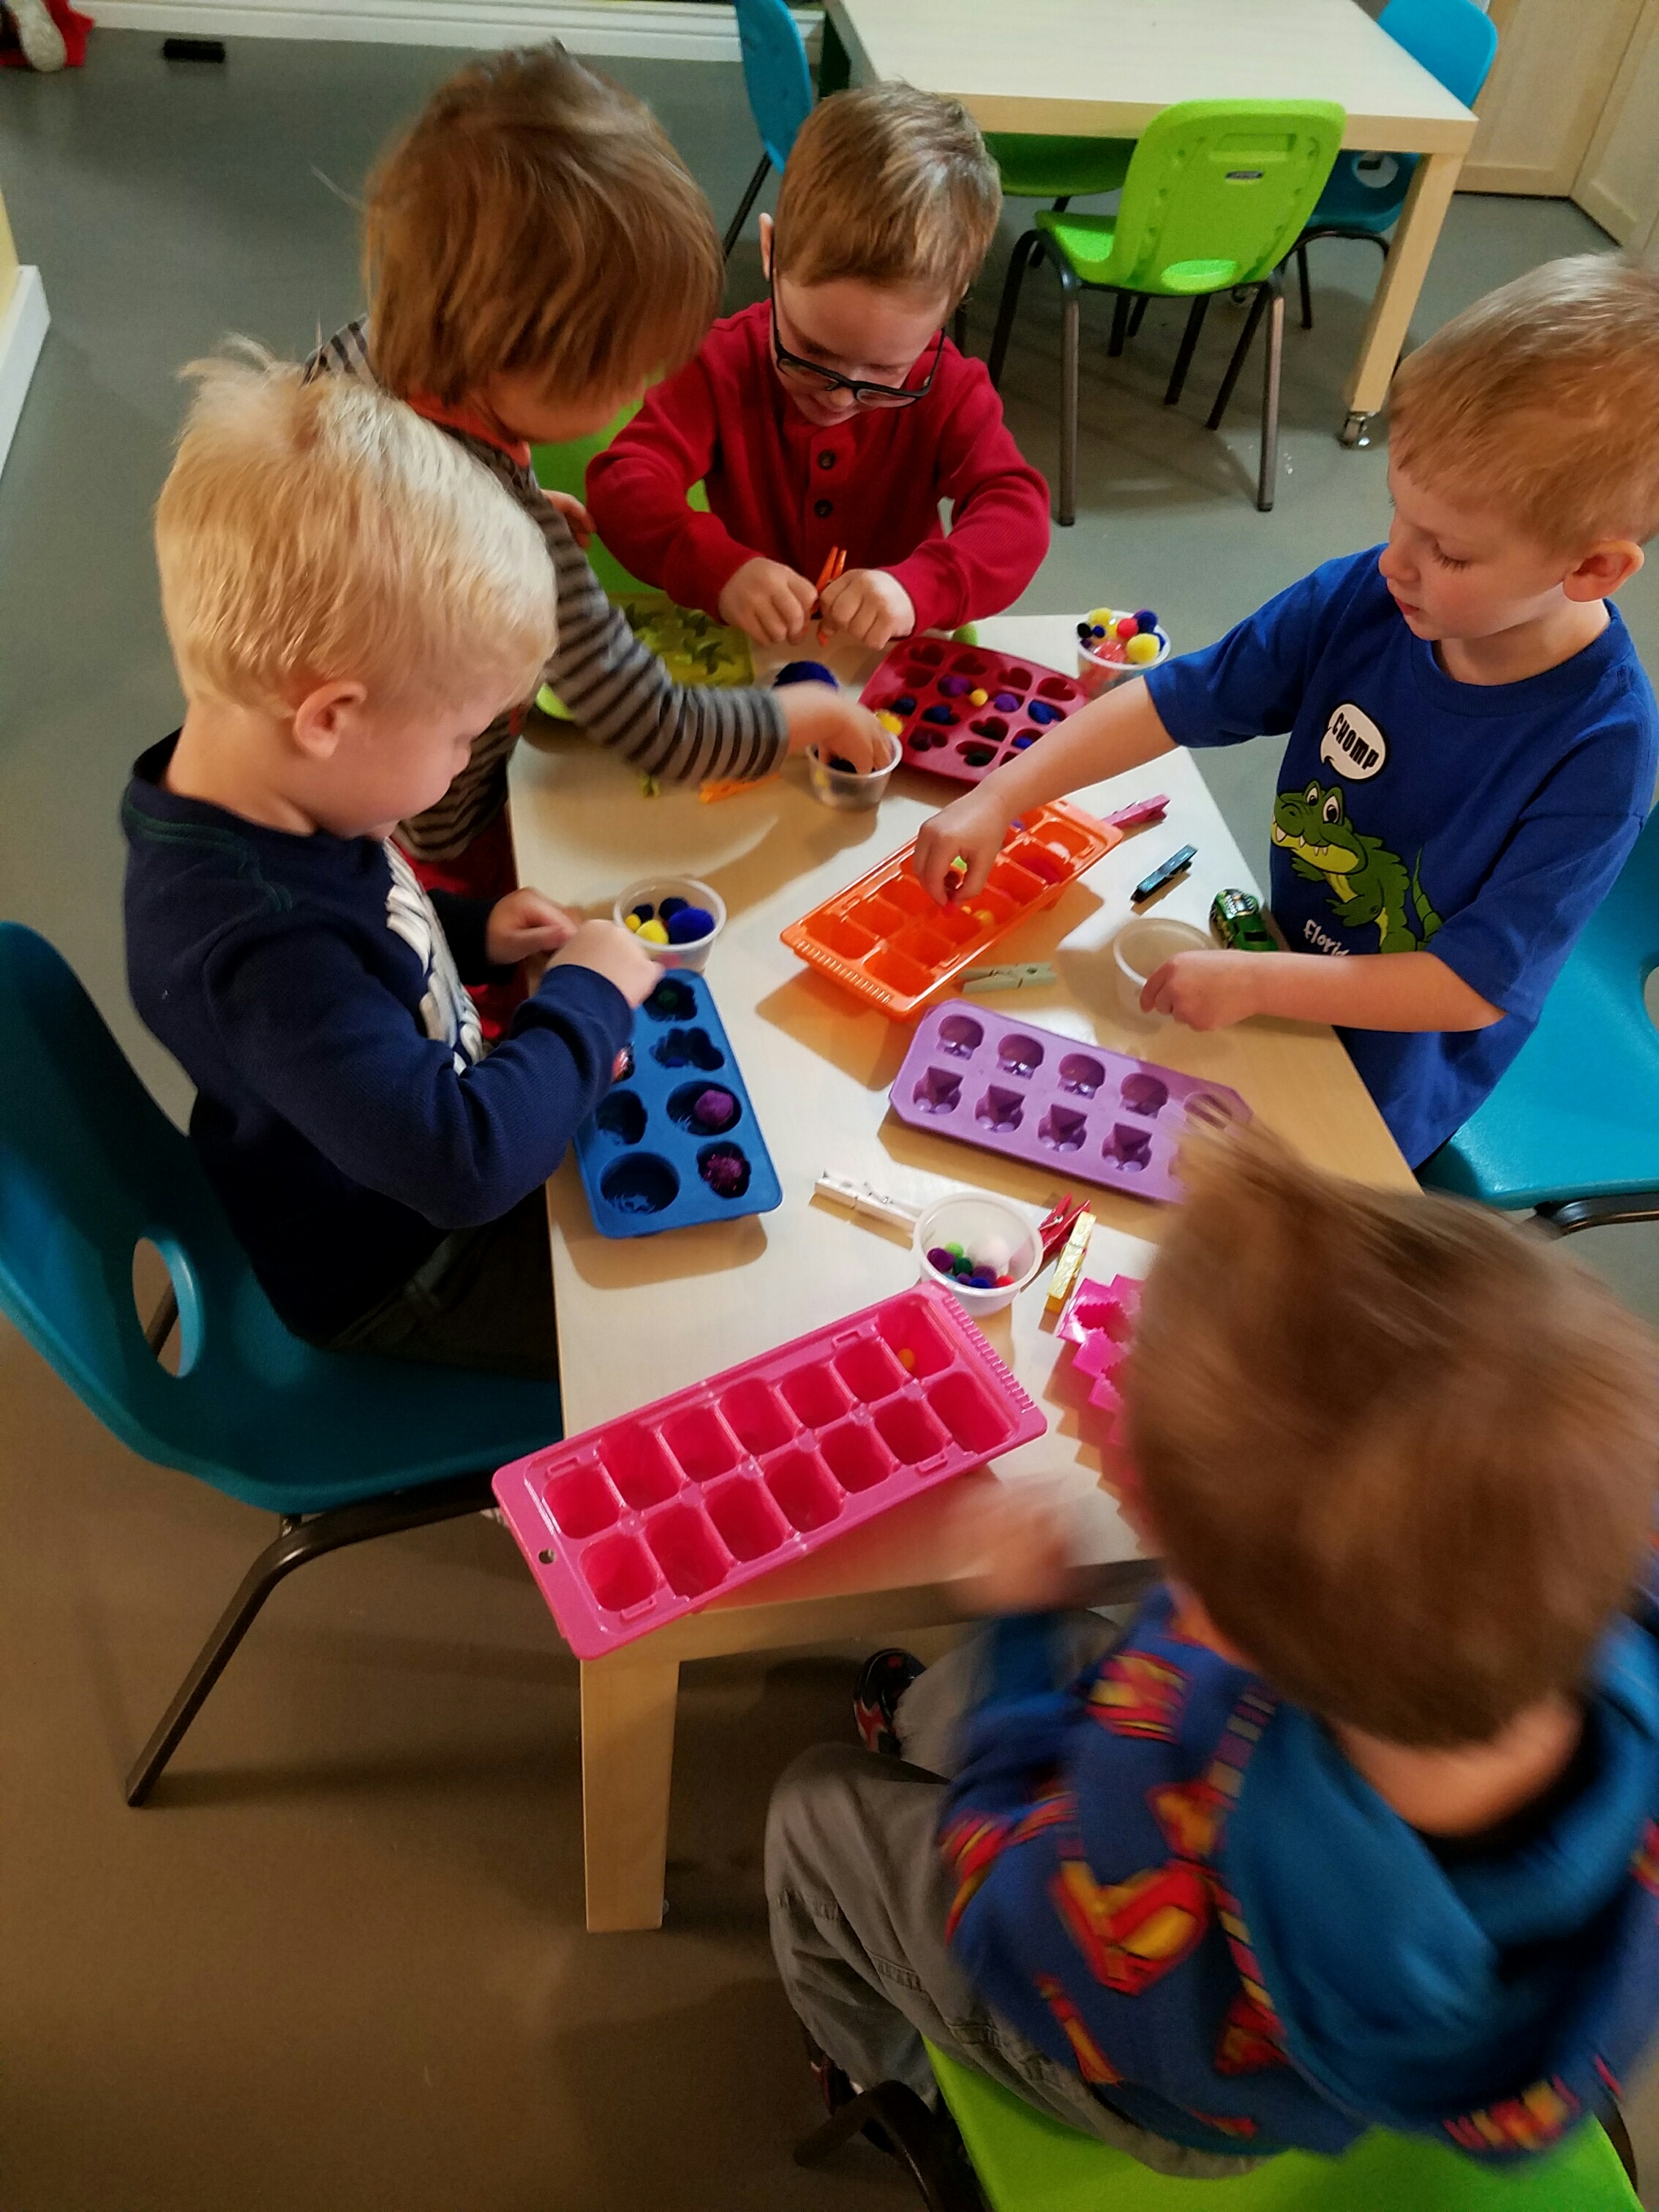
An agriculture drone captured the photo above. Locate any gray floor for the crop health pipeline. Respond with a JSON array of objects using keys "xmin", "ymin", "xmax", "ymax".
[{"xmin": 1, "ymin": 34, "xmax": 1655, "ymax": 2210}]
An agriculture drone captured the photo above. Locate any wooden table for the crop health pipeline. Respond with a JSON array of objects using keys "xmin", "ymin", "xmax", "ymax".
[
  {"xmin": 509, "ymin": 616, "xmax": 1410, "ymax": 1930},
  {"xmin": 823, "ymin": 0, "xmax": 1481, "ymax": 446}
]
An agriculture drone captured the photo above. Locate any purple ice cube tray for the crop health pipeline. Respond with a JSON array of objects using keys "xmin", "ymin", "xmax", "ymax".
[
  {"xmin": 492, "ymin": 1283, "xmax": 1047, "ymax": 1658},
  {"xmin": 889, "ymin": 999, "xmax": 1250, "ymax": 1204}
]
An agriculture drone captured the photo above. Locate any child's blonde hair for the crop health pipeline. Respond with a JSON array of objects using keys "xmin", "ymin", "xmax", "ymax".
[
  {"xmin": 1125, "ymin": 1126, "xmax": 1658, "ymax": 1749},
  {"xmin": 156, "ymin": 348, "xmax": 556, "ymax": 715},
  {"xmin": 364, "ymin": 42, "xmax": 721, "ymax": 407},
  {"xmin": 772, "ymin": 83, "xmax": 1000, "ymax": 304},
  {"xmin": 1390, "ymin": 253, "xmax": 1659, "ymax": 551}
]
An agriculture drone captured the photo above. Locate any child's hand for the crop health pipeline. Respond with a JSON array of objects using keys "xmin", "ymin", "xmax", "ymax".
[
  {"xmin": 486, "ymin": 887, "xmax": 582, "ymax": 967},
  {"xmin": 541, "ymin": 488, "xmax": 594, "ymax": 549},
  {"xmin": 777, "ymin": 684, "xmax": 884, "ymax": 774},
  {"xmin": 545, "ymin": 919, "xmax": 659, "ymax": 1008},
  {"xmin": 913, "ymin": 786, "xmax": 1011, "ymax": 903},
  {"xmin": 955, "ymin": 1483, "xmax": 1076, "ymax": 1615},
  {"xmin": 819, "ymin": 568, "xmax": 915, "ymax": 650},
  {"xmin": 718, "ymin": 557, "xmax": 818, "ymax": 644},
  {"xmin": 1142, "ymin": 949, "xmax": 1263, "ymax": 1029}
]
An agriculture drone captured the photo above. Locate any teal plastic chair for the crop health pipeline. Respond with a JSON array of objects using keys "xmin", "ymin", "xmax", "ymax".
[
  {"xmin": 0, "ymin": 924, "xmax": 565, "ymax": 1805},
  {"xmin": 1292, "ymin": 0, "xmax": 1497, "ymax": 331},
  {"xmin": 1418, "ymin": 806, "xmax": 1659, "ymax": 1232},
  {"xmin": 723, "ymin": 0, "xmax": 814, "ymax": 257},
  {"xmin": 987, "ymin": 99, "xmax": 1346, "ymax": 520},
  {"xmin": 798, "ymin": 2038, "xmax": 1640, "ymax": 2210}
]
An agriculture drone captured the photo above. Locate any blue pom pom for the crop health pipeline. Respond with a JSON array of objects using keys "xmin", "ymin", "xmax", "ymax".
[
  {"xmin": 1028, "ymin": 701, "xmax": 1061, "ymax": 725},
  {"xmin": 628, "ymin": 902, "xmax": 655, "ymax": 923},
  {"xmin": 774, "ymin": 659, "xmax": 838, "ymax": 689},
  {"xmin": 666, "ymin": 904, "xmax": 716, "ymax": 944},
  {"xmin": 895, "ymin": 695, "xmax": 917, "ymax": 713},
  {"xmin": 1133, "ymin": 609, "xmax": 1159, "ymax": 633},
  {"xmin": 922, "ymin": 703, "xmax": 957, "ymax": 726}
]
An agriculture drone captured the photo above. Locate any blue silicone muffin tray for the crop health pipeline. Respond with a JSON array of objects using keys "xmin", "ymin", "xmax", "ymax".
[{"xmin": 573, "ymin": 971, "xmax": 782, "ymax": 1238}]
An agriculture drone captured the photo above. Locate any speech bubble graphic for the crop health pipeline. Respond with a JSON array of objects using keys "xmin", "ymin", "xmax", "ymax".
[{"xmin": 1319, "ymin": 701, "xmax": 1387, "ymax": 781}]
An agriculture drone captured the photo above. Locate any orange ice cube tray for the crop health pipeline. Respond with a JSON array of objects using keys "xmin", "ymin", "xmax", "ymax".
[{"xmin": 779, "ymin": 802, "xmax": 1120, "ymax": 1021}]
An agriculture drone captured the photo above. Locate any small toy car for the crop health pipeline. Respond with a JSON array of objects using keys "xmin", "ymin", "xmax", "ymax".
[{"xmin": 1211, "ymin": 888, "xmax": 1277, "ymax": 953}]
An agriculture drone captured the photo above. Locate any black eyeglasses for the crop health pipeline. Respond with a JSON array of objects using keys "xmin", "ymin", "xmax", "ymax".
[{"xmin": 769, "ymin": 273, "xmax": 945, "ymax": 410}]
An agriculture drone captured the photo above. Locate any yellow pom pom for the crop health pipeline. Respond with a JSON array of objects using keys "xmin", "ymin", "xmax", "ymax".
[
  {"xmin": 624, "ymin": 912, "xmax": 644, "ymax": 932},
  {"xmin": 639, "ymin": 919, "xmax": 670, "ymax": 944},
  {"xmin": 876, "ymin": 710, "xmax": 905, "ymax": 736},
  {"xmin": 1086, "ymin": 606, "xmax": 1116, "ymax": 631},
  {"xmin": 968, "ymin": 688, "xmax": 988, "ymax": 707},
  {"xmin": 1126, "ymin": 631, "xmax": 1160, "ymax": 665}
]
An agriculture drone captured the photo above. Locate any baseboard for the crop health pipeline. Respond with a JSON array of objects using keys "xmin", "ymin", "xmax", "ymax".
[
  {"xmin": 86, "ymin": 0, "xmax": 819, "ymax": 59},
  {"xmin": 0, "ymin": 266, "xmax": 49, "ymax": 486}
]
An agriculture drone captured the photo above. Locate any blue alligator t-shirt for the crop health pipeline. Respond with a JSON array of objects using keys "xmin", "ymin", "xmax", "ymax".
[{"xmin": 1146, "ymin": 549, "xmax": 1658, "ymax": 1165}]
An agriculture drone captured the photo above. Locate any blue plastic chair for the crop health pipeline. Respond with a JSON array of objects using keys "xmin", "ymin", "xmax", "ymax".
[
  {"xmin": 1418, "ymin": 808, "xmax": 1659, "ymax": 1232},
  {"xmin": 0, "ymin": 924, "xmax": 565, "ymax": 1805},
  {"xmin": 723, "ymin": 0, "xmax": 814, "ymax": 259},
  {"xmin": 1291, "ymin": 0, "xmax": 1497, "ymax": 330}
]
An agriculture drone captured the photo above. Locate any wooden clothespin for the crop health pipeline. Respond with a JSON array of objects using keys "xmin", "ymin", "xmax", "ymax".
[{"xmin": 961, "ymin": 961, "xmax": 1058, "ymax": 995}]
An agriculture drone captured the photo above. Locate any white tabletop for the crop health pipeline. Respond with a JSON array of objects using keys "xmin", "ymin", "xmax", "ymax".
[
  {"xmin": 825, "ymin": 0, "xmax": 1479, "ymax": 154},
  {"xmin": 508, "ymin": 617, "xmax": 1408, "ymax": 1580}
]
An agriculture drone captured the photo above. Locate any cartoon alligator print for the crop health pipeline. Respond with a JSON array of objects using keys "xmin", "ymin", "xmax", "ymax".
[{"xmin": 1271, "ymin": 782, "xmax": 1441, "ymax": 953}]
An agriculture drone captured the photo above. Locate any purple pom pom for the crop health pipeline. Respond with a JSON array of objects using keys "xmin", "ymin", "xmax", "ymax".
[
  {"xmin": 691, "ymin": 1087, "xmax": 736, "ymax": 1132},
  {"xmin": 926, "ymin": 1246, "xmax": 955, "ymax": 1273}
]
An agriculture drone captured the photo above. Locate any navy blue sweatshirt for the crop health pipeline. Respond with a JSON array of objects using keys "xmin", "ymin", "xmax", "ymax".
[{"xmin": 122, "ymin": 736, "xmax": 631, "ymax": 1340}]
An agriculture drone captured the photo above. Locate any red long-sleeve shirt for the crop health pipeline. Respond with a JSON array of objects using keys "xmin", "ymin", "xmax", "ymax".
[{"xmin": 586, "ymin": 301, "xmax": 1050, "ymax": 636}]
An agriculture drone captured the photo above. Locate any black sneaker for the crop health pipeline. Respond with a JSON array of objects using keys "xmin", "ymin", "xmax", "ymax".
[{"xmin": 854, "ymin": 1648, "xmax": 925, "ymax": 1758}]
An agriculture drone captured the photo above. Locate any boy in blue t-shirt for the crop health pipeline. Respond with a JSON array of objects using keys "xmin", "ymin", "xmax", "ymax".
[
  {"xmin": 915, "ymin": 255, "xmax": 1659, "ymax": 1166},
  {"xmin": 767, "ymin": 1129, "xmax": 1659, "ymax": 2173},
  {"xmin": 123, "ymin": 350, "xmax": 659, "ymax": 1372}
]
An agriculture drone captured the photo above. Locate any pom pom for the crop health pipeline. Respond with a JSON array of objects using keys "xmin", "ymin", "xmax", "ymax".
[
  {"xmin": 629, "ymin": 903, "xmax": 655, "ymax": 923},
  {"xmin": 701, "ymin": 1148, "xmax": 748, "ymax": 1195},
  {"xmin": 922, "ymin": 703, "xmax": 957, "ymax": 726},
  {"xmin": 1028, "ymin": 701, "xmax": 1061, "ymax": 725},
  {"xmin": 691, "ymin": 1087, "xmax": 736, "ymax": 1132},
  {"xmin": 898, "ymin": 1347, "xmax": 917, "ymax": 1372},
  {"xmin": 658, "ymin": 895, "xmax": 689, "ymax": 920},
  {"xmin": 1086, "ymin": 606, "xmax": 1115, "ymax": 628},
  {"xmin": 969, "ymin": 1235, "xmax": 1010, "ymax": 1274},
  {"xmin": 638, "ymin": 919, "xmax": 670, "ymax": 944},
  {"xmin": 875, "ymin": 710, "xmax": 906, "ymax": 737},
  {"xmin": 666, "ymin": 905, "xmax": 715, "ymax": 944},
  {"xmin": 1132, "ymin": 608, "xmax": 1159, "ymax": 632},
  {"xmin": 926, "ymin": 1246, "xmax": 955, "ymax": 1274},
  {"xmin": 992, "ymin": 691, "xmax": 1020, "ymax": 712},
  {"xmin": 1115, "ymin": 615, "xmax": 1138, "ymax": 642},
  {"xmin": 624, "ymin": 912, "xmax": 644, "ymax": 932},
  {"xmin": 966, "ymin": 1271, "xmax": 995, "ymax": 1289},
  {"xmin": 774, "ymin": 659, "xmax": 837, "ymax": 688},
  {"xmin": 938, "ymin": 674, "xmax": 971, "ymax": 696},
  {"xmin": 895, "ymin": 694, "xmax": 917, "ymax": 713},
  {"xmin": 1126, "ymin": 632, "xmax": 1160, "ymax": 666},
  {"xmin": 968, "ymin": 688, "xmax": 989, "ymax": 707}
]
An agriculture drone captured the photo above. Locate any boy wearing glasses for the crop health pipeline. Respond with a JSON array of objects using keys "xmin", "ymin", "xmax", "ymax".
[{"xmin": 587, "ymin": 85, "xmax": 1051, "ymax": 651}]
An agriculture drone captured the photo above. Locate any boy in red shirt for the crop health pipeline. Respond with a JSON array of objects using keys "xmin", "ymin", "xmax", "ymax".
[{"xmin": 587, "ymin": 84, "xmax": 1050, "ymax": 651}]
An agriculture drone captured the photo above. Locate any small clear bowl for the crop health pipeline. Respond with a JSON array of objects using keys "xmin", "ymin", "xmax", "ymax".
[
  {"xmin": 806, "ymin": 727, "xmax": 901, "ymax": 812},
  {"xmin": 612, "ymin": 875, "xmax": 726, "ymax": 972}
]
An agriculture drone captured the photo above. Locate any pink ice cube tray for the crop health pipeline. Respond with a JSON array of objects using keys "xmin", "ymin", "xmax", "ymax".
[
  {"xmin": 491, "ymin": 1284, "xmax": 1047, "ymax": 1658},
  {"xmin": 1058, "ymin": 1274, "xmax": 1142, "ymax": 1432},
  {"xmin": 889, "ymin": 999, "xmax": 1250, "ymax": 1204},
  {"xmin": 859, "ymin": 638, "xmax": 1086, "ymax": 788}
]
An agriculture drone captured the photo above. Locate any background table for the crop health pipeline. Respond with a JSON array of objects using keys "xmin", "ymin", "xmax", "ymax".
[
  {"xmin": 509, "ymin": 616, "xmax": 1411, "ymax": 1930},
  {"xmin": 823, "ymin": 0, "xmax": 1480, "ymax": 445}
]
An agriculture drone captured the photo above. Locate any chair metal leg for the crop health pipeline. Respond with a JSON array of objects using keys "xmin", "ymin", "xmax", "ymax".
[
  {"xmin": 1205, "ymin": 282, "xmax": 1271, "ymax": 432},
  {"xmin": 987, "ymin": 229, "xmax": 1041, "ymax": 391},
  {"xmin": 124, "ymin": 1468, "xmax": 496, "ymax": 1806},
  {"xmin": 144, "ymin": 1283, "xmax": 179, "ymax": 1357},
  {"xmin": 1296, "ymin": 241, "xmax": 1313, "ymax": 330},
  {"xmin": 1107, "ymin": 290, "xmax": 1132, "ymax": 358},
  {"xmin": 796, "ymin": 2083, "xmax": 985, "ymax": 2210},
  {"xmin": 1530, "ymin": 1193, "xmax": 1659, "ymax": 1237},
  {"xmin": 1058, "ymin": 279, "xmax": 1081, "ymax": 529},
  {"xmin": 722, "ymin": 151, "xmax": 771, "ymax": 260},
  {"xmin": 1257, "ymin": 271, "xmax": 1286, "ymax": 512},
  {"xmin": 952, "ymin": 301, "xmax": 968, "ymax": 354},
  {"xmin": 1164, "ymin": 293, "xmax": 1211, "ymax": 406},
  {"xmin": 1126, "ymin": 293, "xmax": 1149, "ymax": 339}
]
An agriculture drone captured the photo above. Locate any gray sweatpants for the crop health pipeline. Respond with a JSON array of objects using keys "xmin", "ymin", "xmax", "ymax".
[{"xmin": 764, "ymin": 1620, "xmax": 1261, "ymax": 2181}]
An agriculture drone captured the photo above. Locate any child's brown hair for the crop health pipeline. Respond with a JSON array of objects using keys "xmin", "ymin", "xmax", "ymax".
[
  {"xmin": 1390, "ymin": 253, "xmax": 1659, "ymax": 552},
  {"xmin": 772, "ymin": 83, "xmax": 1000, "ymax": 305},
  {"xmin": 364, "ymin": 42, "xmax": 723, "ymax": 407},
  {"xmin": 1125, "ymin": 1126, "xmax": 1658, "ymax": 1748}
]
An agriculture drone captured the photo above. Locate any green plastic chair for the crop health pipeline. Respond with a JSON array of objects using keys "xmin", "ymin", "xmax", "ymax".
[
  {"xmin": 0, "ymin": 924, "xmax": 567, "ymax": 1807},
  {"xmin": 987, "ymin": 99, "xmax": 1345, "ymax": 521},
  {"xmin": 797, "ymin": 2036, "xmax": 1640, "ymax": 2211},
  {"xmin": 955, "ymin": 135, "xmax": 1136, "ymax": 352}
]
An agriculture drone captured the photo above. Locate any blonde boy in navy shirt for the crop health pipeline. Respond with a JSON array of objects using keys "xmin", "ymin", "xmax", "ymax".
[{"xmin": 915, "ymin": 256, "xmax": 1659, "ymax": 1168}]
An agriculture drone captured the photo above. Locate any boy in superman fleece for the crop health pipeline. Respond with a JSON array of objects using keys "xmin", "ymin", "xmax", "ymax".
[{"xmin": 767, "ymin": 1129, "xmax": 1659, "ymax": 2176}]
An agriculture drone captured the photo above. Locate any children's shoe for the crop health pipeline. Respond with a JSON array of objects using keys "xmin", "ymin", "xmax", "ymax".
[
  {"xmin": 4, "ymin": 0, "xmax": 67, "ymax": 67},
  {"xmin": 854, "ymin": 1647, "xmax": 925, "ymax": 1757}
]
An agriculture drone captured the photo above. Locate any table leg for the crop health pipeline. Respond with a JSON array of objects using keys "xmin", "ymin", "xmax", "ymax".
[
  {"xmin": 580, "ymin": 1652, "xmax": 680, "ymax": 1933},
  {"xmin": 1339, "ymin": 147, "xmax": 1464, "ymax": 448}
]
